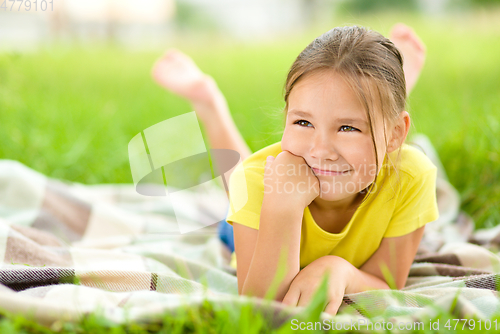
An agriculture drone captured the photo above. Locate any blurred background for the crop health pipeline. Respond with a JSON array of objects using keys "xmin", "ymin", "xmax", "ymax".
[{"xmin": 0, "ymin": 0, "xmax": 499, "ymax": 228}]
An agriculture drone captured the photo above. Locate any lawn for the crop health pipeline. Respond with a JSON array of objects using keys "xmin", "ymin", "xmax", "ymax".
[
  {"xmin": 1, "ymin": 11, "xmax": 499, "ymax": 229},
  {"xmin": 1, "ymin": 9, "xmax": 500, "ymax": 333}
]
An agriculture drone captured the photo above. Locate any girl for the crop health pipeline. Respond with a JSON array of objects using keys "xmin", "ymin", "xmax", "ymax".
[{"xmin": 152, "ymin": 25, "xmax": 434, "ymax": 315}]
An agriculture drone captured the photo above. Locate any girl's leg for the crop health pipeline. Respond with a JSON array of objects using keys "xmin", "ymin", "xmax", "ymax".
[
  {"xmin": 152, "ymin": 49, "xmax": 251, "ymax": 162},
  {"xmin": 152, "ymin": 50, "xmax": 245, "ymax": 253},
  {"xmin": 389, "ymin": 23, "xmax": 426, "ymax": 95}
]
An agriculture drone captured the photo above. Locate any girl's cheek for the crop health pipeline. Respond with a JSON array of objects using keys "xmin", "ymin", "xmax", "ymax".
[
  {"xmin": 282, "ymin": 134, "xmax": 307, "ymax": 158},
  {"xmin": 281, "ymin": 129, "xmax": 296, "ymax": 153}
]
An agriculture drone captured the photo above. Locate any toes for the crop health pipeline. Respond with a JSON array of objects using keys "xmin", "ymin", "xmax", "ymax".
[
  {"xmin": 390, "ymin": 23, "xmax": 412, "ymax": 38},
  {"xmin": 390, "ymin": 23, "xmax": 426, "ymax": 52}
]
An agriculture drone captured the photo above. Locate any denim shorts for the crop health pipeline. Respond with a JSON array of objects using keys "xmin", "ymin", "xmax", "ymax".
[{"xmin": 218, "ymin": 219, "xmax": 235, "ymax": 253}]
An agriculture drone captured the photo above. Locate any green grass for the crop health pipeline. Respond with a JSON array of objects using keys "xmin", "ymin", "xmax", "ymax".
[
  {"xmin": 0, "ymin": 301, "xmax": 275, "ymax": 334},
  {"xmin": 1, "ymin": 9, "xmax": 500, "ymax": 334},
  {"xmin": 1, "ymin": 11, "xmax": 499, "ymax": 228},
  {"xmin": 2, "ymin": 281, "xmax": 500, "ymax": 333}
]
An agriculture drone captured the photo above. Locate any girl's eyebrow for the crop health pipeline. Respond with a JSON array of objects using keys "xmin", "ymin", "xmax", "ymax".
[
  {"xmin": 337, "ymin": 118, "xmax": 369, "ymax": 126},
  {"xmin": 288, "ymin": 110, "xmax": 312, "ymax": 118}
]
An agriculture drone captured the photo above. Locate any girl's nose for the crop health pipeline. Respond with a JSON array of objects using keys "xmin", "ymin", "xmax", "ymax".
[{"xmin": 309, "ymin": 133, "xmax": 339, "ymax": 161}]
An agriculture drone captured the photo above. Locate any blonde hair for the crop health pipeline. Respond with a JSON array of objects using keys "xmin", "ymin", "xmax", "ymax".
[{"xmin": 283, "ymin": 26, "xmax": 406, "ymax": 198}]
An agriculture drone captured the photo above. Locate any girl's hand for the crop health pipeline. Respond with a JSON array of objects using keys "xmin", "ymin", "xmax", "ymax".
[
  {"xmin": 282, "ymin": 256, "xmax": 352, "ymax": 315},
  {"xmin": 264, "ymin": 151, "xmax": 320, "ymax": 209}
]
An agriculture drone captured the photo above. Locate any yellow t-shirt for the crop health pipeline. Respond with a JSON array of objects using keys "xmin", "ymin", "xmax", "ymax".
[{"xmin": 226, "ymin": 142, "xmax": 439, "ymax": 269}]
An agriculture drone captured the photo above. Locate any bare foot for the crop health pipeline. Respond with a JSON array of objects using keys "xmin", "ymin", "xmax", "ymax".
[
  {"xmin": 151, "ymin": 49, "xmax": 252, "ymax": 161},
  {"xmin": 152, "ymin": 49, "xmax": 217, "ymax": 105},
  {"xmin": 390, "ymin": 23, "xmax": 426, "ymax": 94}
]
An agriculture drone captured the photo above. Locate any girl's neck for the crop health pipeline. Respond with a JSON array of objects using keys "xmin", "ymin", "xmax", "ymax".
[{"xmin": 309, "ymin": 192, "xmax": 366, "ymax": 234}]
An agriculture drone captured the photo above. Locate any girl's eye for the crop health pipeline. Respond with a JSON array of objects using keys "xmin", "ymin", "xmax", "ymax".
[
  {"xmin": 295, "ymin": 120, "xmax": 312, "ymax": 127},
  {"xmin": 340, "ymin": 125, "xmax": 358, "ymax": 132}
]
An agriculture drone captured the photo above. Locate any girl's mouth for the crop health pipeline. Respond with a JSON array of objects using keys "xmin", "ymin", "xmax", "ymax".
[{"xmin": 311, "ymin": 167, "xmax": 351, "ymax": 176}]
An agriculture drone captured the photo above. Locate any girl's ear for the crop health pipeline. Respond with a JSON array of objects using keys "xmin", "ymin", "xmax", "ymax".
[{"xmin": 387, "ymin": 111, "xmax": 411, "ymax": 153}]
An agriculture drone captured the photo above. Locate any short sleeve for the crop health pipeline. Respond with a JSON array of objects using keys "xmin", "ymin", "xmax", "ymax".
[
  {"xmin": 384, "ymin": 167, "xmax": 439, "ymax": 238},
  {"xmin": 226, "ymin": 161, "xmax": 266, "ymax": 230}
]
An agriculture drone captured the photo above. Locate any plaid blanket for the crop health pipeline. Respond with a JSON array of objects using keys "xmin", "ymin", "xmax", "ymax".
[{"xmin": 1, "ymin": 136, "xmax": 499, "ymax": 328}]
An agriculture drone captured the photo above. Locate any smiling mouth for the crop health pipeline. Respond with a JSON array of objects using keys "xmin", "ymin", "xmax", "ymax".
[{"xmin": 312, "ymin": 167, "xmax": 351, "ymax": 176}]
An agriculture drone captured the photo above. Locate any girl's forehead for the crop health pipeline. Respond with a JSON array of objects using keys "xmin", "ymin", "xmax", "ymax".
[{"xmin": 289, "ymin": 73, "xmax": 366, "ymax": 115}]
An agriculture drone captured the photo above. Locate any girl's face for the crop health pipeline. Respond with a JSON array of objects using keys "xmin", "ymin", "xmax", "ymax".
[{"xmin": 281, "ymin": 70, "xmax": 388, "ymax": 207}]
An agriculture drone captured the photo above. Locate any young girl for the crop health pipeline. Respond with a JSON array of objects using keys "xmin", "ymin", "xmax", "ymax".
[{"xmin": 152, "ymin": 25, "xmax": 434, "ymax": 315}]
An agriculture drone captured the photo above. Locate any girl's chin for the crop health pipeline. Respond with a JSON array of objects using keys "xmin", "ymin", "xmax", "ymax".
[
  {"xmin": 316, "ymin": 179, "xmax": 373, "ymax": 200},
  {"xmin": 317, "ymin": 191, "xmax": 357, "ymax": 202}
]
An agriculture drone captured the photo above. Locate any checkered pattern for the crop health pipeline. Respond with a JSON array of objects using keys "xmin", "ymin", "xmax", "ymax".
[{"xmin": 0, "ymin": 153, "xmax": 499, "ymax": 327}]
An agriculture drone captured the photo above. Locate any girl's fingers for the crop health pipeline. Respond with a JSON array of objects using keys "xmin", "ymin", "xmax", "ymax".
[
  {"xmin": 265, "ymin": 155, "xmax": 275, "ymax": 165},
  {"xmin": 282, "ymin": 287, "xmax": 300, "ymax": 307},
  {"xmin": 296, "ymin": 290, "xmax": 313, "ymax": 308},
  {"xmin": 324, "ymin": 297, "xmax": 342, "ymax": 316},
  {"xmin": 264, "ymin": 156, "xmax": 275, "ymax": 175}
]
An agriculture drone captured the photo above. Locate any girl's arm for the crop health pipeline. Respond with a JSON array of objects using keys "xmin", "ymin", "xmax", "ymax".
[
  {"xmin": 234, "ymin": 151, "xmax": 319, "ymax": 300},
  {"xmin": 233, "ymin": 224, "xmax": 258, "ymax": 294},
  {"xmin": 356, "ymin": 225, "xmax": 425, "ymax": 290},
  {"xmin": 234, "ymin": 203, "xmax": 303, "ymax": 299},
  {"xmin": 282, "ymin": 226, "xmax": 425, "ymax": 314}
]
